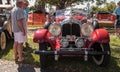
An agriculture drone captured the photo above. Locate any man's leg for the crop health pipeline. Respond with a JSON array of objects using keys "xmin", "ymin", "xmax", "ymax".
[
  {"xmin": 13, "ymin": 41, "xmax": 18, "ymax": 59},
  {"xmin": 118, "ymin": 28, "xmax": 120, "ymax": 36},
  {"xmin": 115, "ymin": 20, "xmax": 119, "ymax": 37},
  {"xmin": 114, "ymin": 20, "xmax": 119, "ymax": 38},
  {"xmin": 17, "ymin": 42, "xmax": 24, "ymax": 62},
  {"xmin": 16, "ymin": 32, "xmax": 27, "ymax": 62},
  {"xmin": 115, "ymin": 28, "xmax": 120, "ymax": 38}
]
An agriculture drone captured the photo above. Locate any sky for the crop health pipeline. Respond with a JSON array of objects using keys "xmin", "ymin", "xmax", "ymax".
[
  {"xmin": 110, "ymin": 0, "xmax": 119, "ymax": 3},
  {"xmin": 1, "ymin": 0, "xmax": 120, "ymax": 7},
  {"xmin": 73, "ymin": 0, "xmax": 120, "ymax": 9}
]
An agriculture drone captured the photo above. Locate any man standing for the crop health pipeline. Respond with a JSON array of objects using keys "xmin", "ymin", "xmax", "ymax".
[
  {"xmin": 11, "ymin": 0, "xmax": 27, "ymax": 63},
  {"xmin": 114, "ymin": 1, "xmax": 120, "ymax": 38}
]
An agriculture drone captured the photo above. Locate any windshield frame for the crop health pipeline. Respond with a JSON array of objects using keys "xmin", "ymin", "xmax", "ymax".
[{"xmin": 55, "ymin": 9, "xmax": 89, "ymax": 17}]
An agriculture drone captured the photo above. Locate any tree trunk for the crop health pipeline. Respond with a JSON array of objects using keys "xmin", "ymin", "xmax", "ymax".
[
  {"xmin": 7, "ymin": 0, "xmax": 10, "ymax": 4},
  {"xmin": 40, "ymin": 0, "xmax": 46, "ymax": 14},
  {"xmin": 42, "ymin": 0, "xmax": 46, "ymax": 14},
  {"xmin": 0, "ymin": 0, "xmax": 2, "ymax": 4},
  {"xmin": 36, "ymin": 0, "xmax": 46, "ymax": 14}
]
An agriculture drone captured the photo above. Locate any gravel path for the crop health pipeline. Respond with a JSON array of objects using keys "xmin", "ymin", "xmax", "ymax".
[
  {"xmin": 0, "ymin": 59, "xmax": 63, "ymax": 72},
  {"xmin": 0, "ymin": 59, "xmax": 40, "ymax": 72}
]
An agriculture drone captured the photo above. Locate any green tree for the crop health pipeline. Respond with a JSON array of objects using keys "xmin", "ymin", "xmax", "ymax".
[
  {"xmin": 91, "ymin": 6, "xmax": 99, "ymax": 12},
  {"xmin": 96, "ymin": 0, "xmax": 106, "ymax": 6},
  {"xmin": 105, "ymin": 1, "xmax": 116, "ymax": 12},
  {"xmin": 35, "ymin": 0, "xmax": 107, "ymax": 13},
  {"xmin": 36, "ymin": 0, "xmax": 46, "ymax": 13},
  {"xmin": 45, "ymin": 0, "xmax": 106, "ymax": 9},
  {"xmin": 91, "ymin": 1, "xmax": 116, "ymax": 12},
  {"xmin": 29, "ymin": 6, "xmax": 35, "ymax": 11}
]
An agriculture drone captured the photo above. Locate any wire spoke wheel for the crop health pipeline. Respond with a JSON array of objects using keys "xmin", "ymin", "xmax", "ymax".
[
  {"xmin": 0, "ymin": 32, "xmax": 6, "ymax": 50},
  {"xmin": 7, "ymin": 22, "xmax": 12, "ymax": 37},
  {"xmin": 92, "ymin": 43, "xmax": 110, "ymax": 66}
]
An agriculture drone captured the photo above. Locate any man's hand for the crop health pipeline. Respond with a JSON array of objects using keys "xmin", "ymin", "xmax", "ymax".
[
  {"xmin": 22, "ymin": 31, "xmax": 26, "ymax": 36},
  {"xmin": 17, "ymin": 19, "xmax": 26, "ymax": 36}
]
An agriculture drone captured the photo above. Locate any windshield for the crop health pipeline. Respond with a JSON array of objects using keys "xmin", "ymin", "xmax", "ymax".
[
  {"xmin": 56, "ymin": 9, "xmax": 88, "ymax": 16},
  {"xmin": 55, "ymin": 9, "xmax": 88, "ymax": 23}
]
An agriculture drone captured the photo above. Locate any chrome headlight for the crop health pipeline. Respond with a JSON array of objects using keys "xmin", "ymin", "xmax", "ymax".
[
  {"xmin": 75, "ymin": 38, "xmax": 84, "ymax": 48},
  {"xmin": 48, "ymin": 23, "xmax": 61, "ymax": 36},
  {"xmin": 60, "ymin": 38, "xmax": 69, "ymax": 48},
  {"xmin": 81, "ymin": 23, "xmax": 93, "ymax": 36}
]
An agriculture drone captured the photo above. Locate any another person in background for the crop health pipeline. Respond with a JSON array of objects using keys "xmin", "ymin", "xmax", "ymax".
[
  {"xmin": 24, "ymin": 0, "xmax": 29, "ymax": 47},
  {"xmin": 44, "ymin": 13, "xmax": 51, "ymax": 29},
  {"xmin": 11, "ymin": 0, "xmax": 27, "ymax": 63},
  {"xmin": 114, "ymin": 1, "xmax": 120, "ymax": 38},
  {"xmin": 44, "ymin": 14, "xmax": 55, "ymax": 29},
  {"xmin": 44, "ymin": 6, "xmax": 60, "ymax": 29},
  {"xmin": 53, "ymin": 6, "xmax": 60, "ymax": 16},
  {"xmin": 24, "ymin": 1, "xmax": 29, "ymax": 18}
]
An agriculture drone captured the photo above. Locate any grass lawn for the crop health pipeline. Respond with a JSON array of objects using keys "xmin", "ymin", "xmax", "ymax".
[{"xmin": 0, "ymin": 35, "xmax": 120, "ymax": 72}]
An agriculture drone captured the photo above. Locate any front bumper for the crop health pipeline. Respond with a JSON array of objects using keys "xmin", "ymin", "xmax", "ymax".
[
  {"xmin": 34, "ymin": 49, "xmax": 110, "ymax": 61},
  {"xmin": 34, "ymin": 50, "xmax": 110, "ymax": 55}
]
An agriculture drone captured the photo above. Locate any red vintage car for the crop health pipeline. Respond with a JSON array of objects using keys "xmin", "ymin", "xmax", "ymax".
[
  {"xmin": 33, "ymin": 9, "xmax": 111, "ymax": 70},
  {"xmin": 97, "ymin": 12, "xmax": 116, "ymax": 27}
]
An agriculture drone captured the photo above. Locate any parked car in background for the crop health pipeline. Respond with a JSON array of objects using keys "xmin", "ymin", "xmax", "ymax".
[
  {"xmin": 28, "ymin": 10, "xmax": 46, "ymax": 26},
  {"xmin": 97, "ymin": 12, "xmax": 116, "ymax": 28},
  {"xmin": 0, "ymin": 5, "xmax": 13, "ymax": 50},
  {"xmin": 33, "ymin": 8, "xmax": 111, "ymax": 70}
]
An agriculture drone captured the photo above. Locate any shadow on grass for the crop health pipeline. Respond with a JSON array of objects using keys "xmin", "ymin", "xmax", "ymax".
[
  {"xmin": 17, "ymin": 65, "xmax": 36, "ymax": 72},
  {"xmin": 45, "ymin": 44, "xmax": 120, "ymax": 72},
  {"xmin": 17, "ymin": 45, "xmax": 40, "ymax": 72},
  {"xmin": 22, "ymin": 45, "xmax": 39, "ymax": 67},
  {"xmin": 39, "ymin": 42, "xmax": 120, "ymax": 72},
  {"xmin": 46, "ymin": 56, "xmax": 120, "ymax": 72}
]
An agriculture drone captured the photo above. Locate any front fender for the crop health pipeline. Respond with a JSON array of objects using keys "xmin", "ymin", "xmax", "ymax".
[
  {"xmin": 33, "ymin": 28, "xmax": 61, "ymax": 49},
  {"xmin": 33, "ymin": 28, "xmax": 48, "ymax": 43},
  {"xmin": 90, "ymin": 29, "xmax": 110, "ymax": 43}
]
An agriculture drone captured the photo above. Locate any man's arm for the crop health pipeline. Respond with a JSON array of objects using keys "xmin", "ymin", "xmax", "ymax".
[{"xmin": 17, "ymin": 18, "xmax": 26, "ymax": 36}]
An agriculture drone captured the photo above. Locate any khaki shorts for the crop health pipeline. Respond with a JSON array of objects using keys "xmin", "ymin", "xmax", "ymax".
[{"xmin": 14, "ymin": 32, "xmax": 27, "ymax": 43}]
